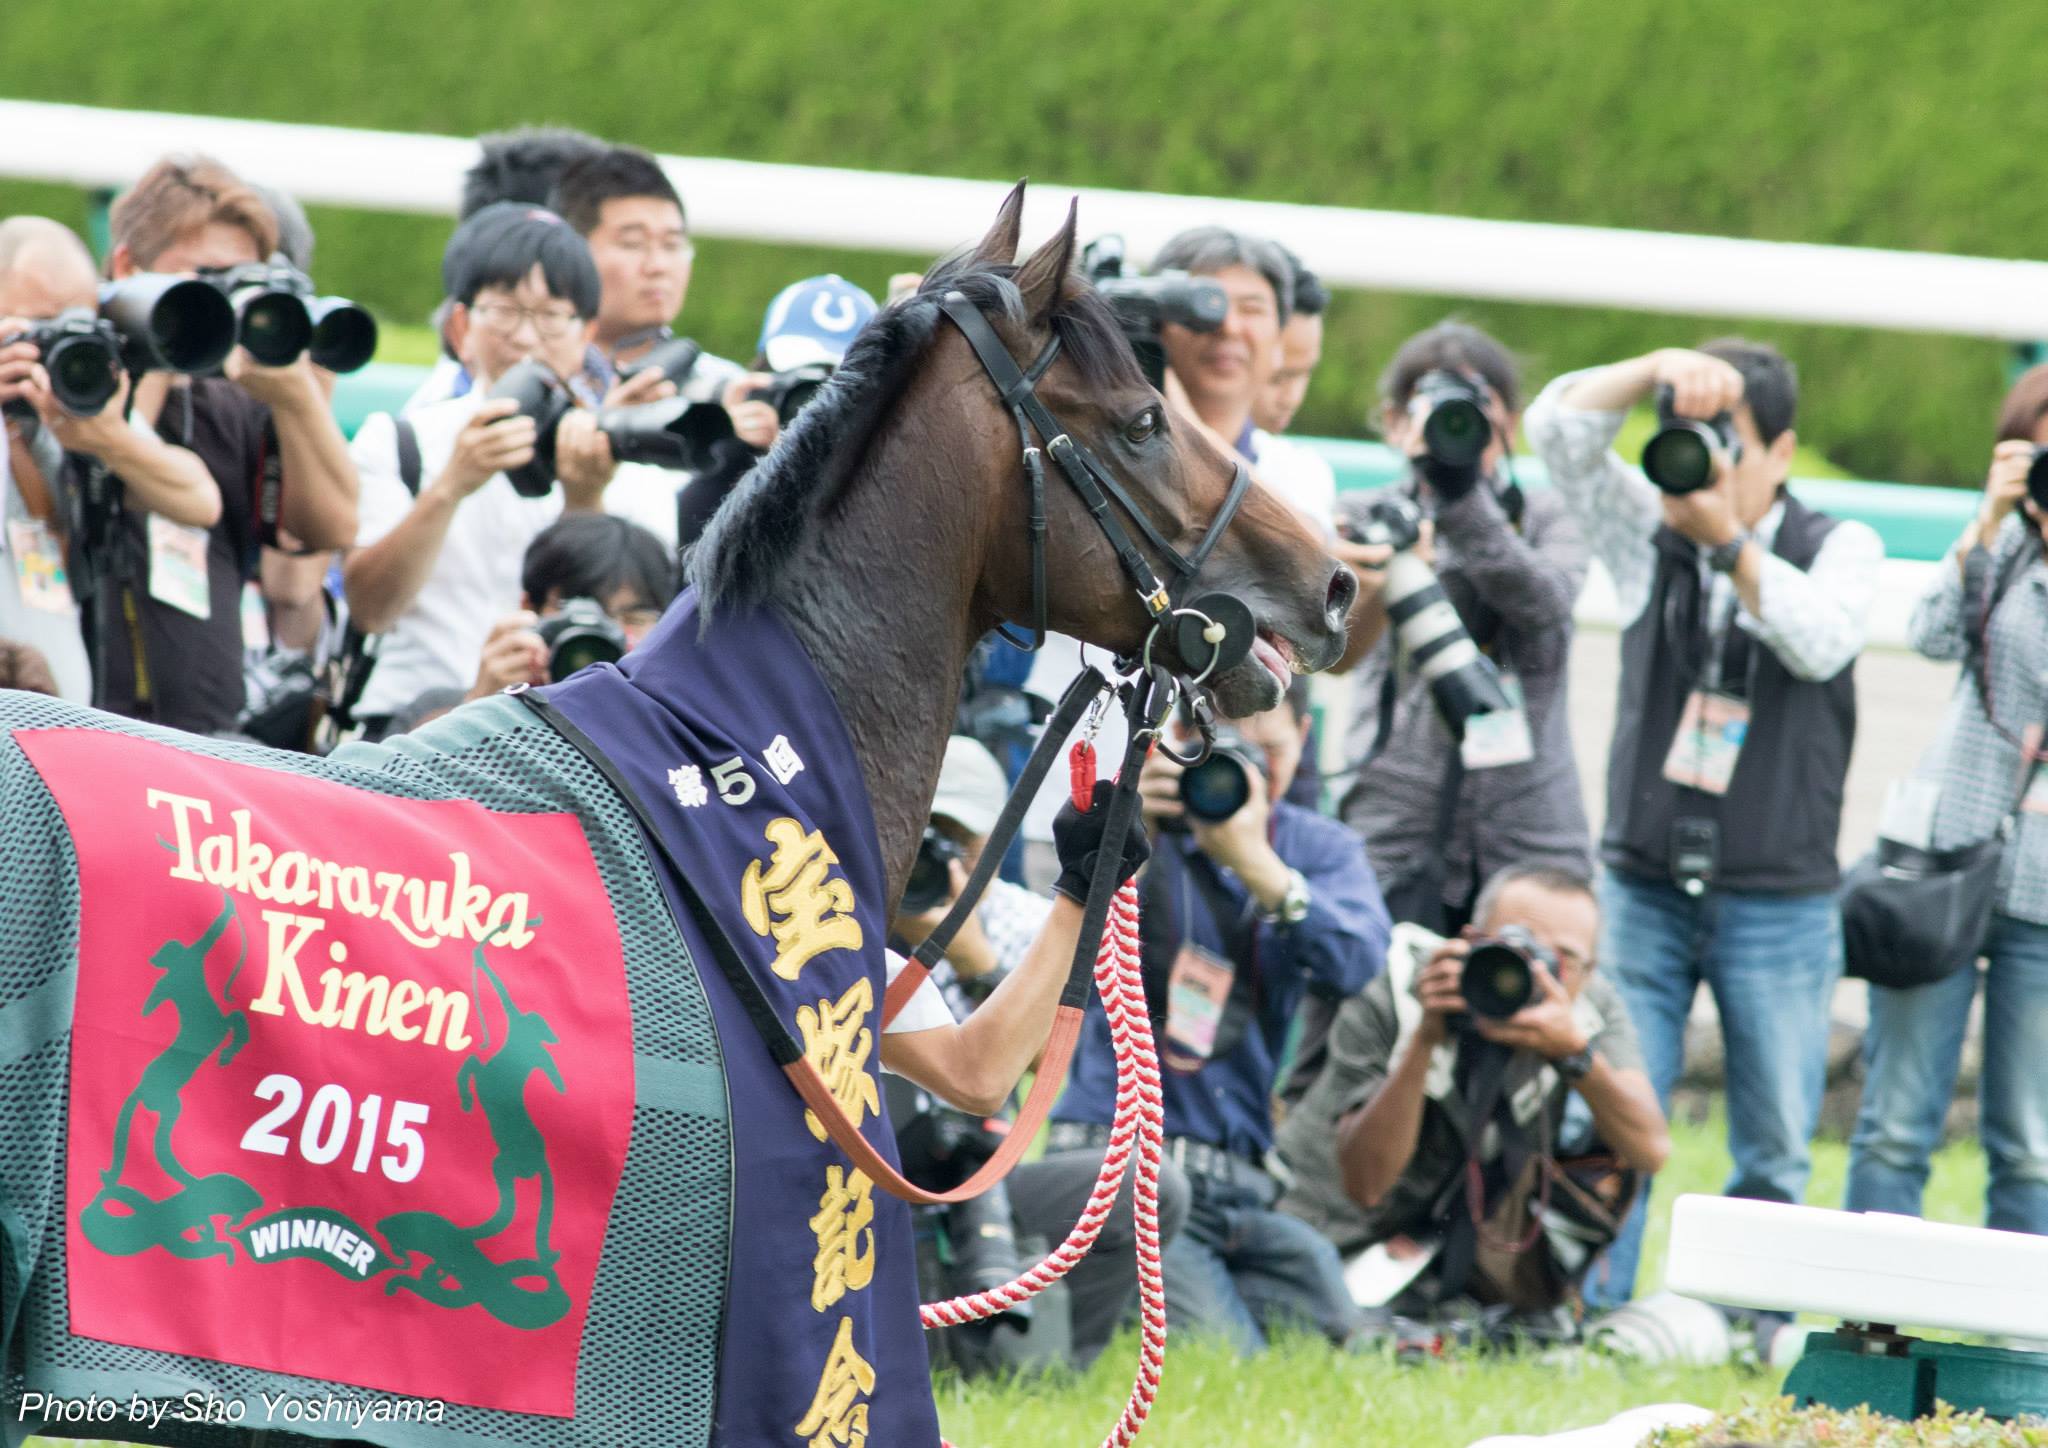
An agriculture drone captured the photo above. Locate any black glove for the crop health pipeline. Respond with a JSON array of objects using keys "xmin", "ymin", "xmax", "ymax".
[{"xmin": 1051, "ymin": 781, "xmax": 1152, "ymax": 904}]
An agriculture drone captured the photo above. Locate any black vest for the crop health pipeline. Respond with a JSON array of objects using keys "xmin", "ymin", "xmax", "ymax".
[{"xmin": 1605, "ymin": 495, "xmax": 1855, "ymax": 894}]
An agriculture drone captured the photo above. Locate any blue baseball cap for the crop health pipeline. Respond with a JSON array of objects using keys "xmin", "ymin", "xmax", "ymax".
[{"xmin": 757, "ymin": 274, "xmax": 878, "ymax": 370}]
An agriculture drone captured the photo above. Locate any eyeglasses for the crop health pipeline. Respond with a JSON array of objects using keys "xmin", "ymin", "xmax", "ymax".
[
  {"xmin": 470, "ymin": 300, "xmax": 584, "ymax": 339},
  {"xmin": 610, "ymin": 232, "xmax": 695, "ymax": 263}
]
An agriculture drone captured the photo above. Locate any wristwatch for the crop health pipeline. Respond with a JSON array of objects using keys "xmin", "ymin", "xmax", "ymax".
[
  {"xmin": 1256, "ymin": 868, "xmax": 1311, "ymax": 926},
  {"xmin": 1706, "ymin": 532, "xmax": 1751, "ymax": 574},
  {"xmin": 1553, "ymin": 1043, "xmax": 1596, "ymax": 1083}
]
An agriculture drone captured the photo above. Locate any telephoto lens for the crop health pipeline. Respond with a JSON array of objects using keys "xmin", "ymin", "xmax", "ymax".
[
  {"xmin": 1642, "ymin": 384, "xmax": 1743, "ymax": 495},
  {"xmin": 899, "ymin": 825, "xmax": 967, "ymax": 915},
  {"xmin": 1342, "ymin": 493, "xmax": 1513, "ymax": 733},
  {"xmin": 486, "ymin": 360, "xmax": 574, "ymax": 497},
  {"xmin": 1407, "ymin": 368, "xmax": 1492, "ymax": 497},
  {"xmin": 1459, "ymin": 924, "xmax": 1554, "ymax": 1021},
  {"xmin": 207, "ymin": 264, "xmax": 313, "ymax": 366},
  {"xmin": 5, "ymin": 310, "xmax": 122, "ymax": 416},
  {"xmin": 99, "ymin": 274, "xmax": 238, "ymax": 374},
  {"xmin": 305, "ymin": 295, "xmax": 379, "ymax": 374},
  {"xmin": 1176, "ymin": 725, "xmax": 1265, "ymax": 824},
  {"xmin": 534, "ymin": 598, "xmax": 627, "ymax": 681},
  {"xmin": 596, "ymin": 396, "xmax": 737, "ymax": 473}
]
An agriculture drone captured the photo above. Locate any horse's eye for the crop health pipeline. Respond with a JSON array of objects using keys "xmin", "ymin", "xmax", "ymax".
[{"xmin": 1125, "ymin": 408, "xmax": 1160, "ymax": 444}]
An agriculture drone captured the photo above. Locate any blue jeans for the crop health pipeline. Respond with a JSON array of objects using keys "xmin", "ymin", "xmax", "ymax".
[
  {"xmin": 1846, "ymin": 913, "xmax": 2048, "ymax": 1235},
  {"xmin": 1163, "ymin": 1168, "xmax": 1361, "ymax": 1354},
  {"xmin": 1581, "ymin": 870, "xmax": 1842, "ymax": 1311}
]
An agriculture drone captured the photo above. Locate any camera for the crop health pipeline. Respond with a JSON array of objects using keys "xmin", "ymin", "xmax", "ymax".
[
  {"xmin": 1642, "ymin": 383, "xmax": 1743, "ymax": 495},
  {"xmin": 747, "ymin": 364, "xmax": 834, "ymax": 426},
  {"xmin": 886, "ymin": 1075, "xmax": 1032, "ymax": 1334},
  {"xmin": 534, "ymin": 597, "xmax": 626, "ymax": 681},
  {"xmin": 1340, "ymin": 493, "xmax": 1512, "ymax": 733},
  {"xmin": 1405, "ymin": 369, "xmax": 1493, "ymax": 498},
  {"xmin": 97, "ymin": 273, "xmax": 239, "ymax": 375},
  {"xmin": 2027, "ymin": 448, "xmax": 2048, "ymax": 516},
  {"xmin": 1081, "ymin": 235, "xmax": 1228, "ymax": 390},
  {"xmin": 901, "ymin": 824, "xmax": 967, "ymax": 916},
  {"xmin": 200, "ymin": 261, "xmax": 379, "ymax": 373},
  {"xmin": 1460, "ymin": 924, "xmax": 1553, "ymax": 1021},
  {"xmin": 617, "ymin": 333, "xmax": 702, "ymax": 387},
  {"xmin": 1176, "ymin": 723, "xmax": 1266, "ymax": 824},
  {"xmin": 2, "ymin": 309, "xmax": 122, "ymax": 417},
  {"xmin": 489, "ymin": 359, "xmax": 738, "ymax": 498}
]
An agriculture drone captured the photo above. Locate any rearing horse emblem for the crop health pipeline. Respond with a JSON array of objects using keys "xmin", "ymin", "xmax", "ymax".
[{"xmin": 81, "ymin": 894, "xmax": 261, "ymax": 1262}]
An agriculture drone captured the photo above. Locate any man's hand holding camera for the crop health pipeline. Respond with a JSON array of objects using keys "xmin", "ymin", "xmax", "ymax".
[
  {"xmin": 1411, "ymin": 934, "xmax": 1587, "ymax": 1061},
  {"xmin": 466, "ymin": 609, "xmax": 549, "ymax": 701},
  {"xmin": 1135, "ymin": 744, "xmax": 1293, "ymax": 912},
  {"xmin": 438, "ymin": 397, "xmax": 537, "ymax": 500},
  {"xmin": 720, "ymin": 373, "xmax": 782, "ymax": 452},
  {"xmin": 895, "ymin": 855, "xmax": 1001, "ymax": 982}
]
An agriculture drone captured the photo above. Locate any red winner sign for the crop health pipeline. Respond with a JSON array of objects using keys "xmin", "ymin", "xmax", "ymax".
[{"xmin": 20, "ymin": 729, "xmax": 635, "ymax": 1417}]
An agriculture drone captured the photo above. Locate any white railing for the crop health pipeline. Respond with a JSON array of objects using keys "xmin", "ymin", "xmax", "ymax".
[{"xmin": 5, "ymin": 99, "xmax": 2048, "ymax": 340}]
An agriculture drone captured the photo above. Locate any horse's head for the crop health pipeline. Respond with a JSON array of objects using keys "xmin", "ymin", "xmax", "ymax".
[{"xmin": 929, "ymin": 185, "xmax": 1355, "ymax": 716}]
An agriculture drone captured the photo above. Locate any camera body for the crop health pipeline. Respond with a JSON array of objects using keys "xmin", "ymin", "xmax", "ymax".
[
  {"xmin": 901, "ymin": 824, "xmax": 967, "ymax": 915},
  {"xmin": 534, "ymin": 597, "xmax": 627, "ymax": 681},
  {"xmin": 1339, "ymin": 493, "xmax": 1512, "ymax": 735},
  {"xmin": 1081, "ymin": 235, "xmax": 1228, "ymax": 390},
  {"xmin": 616, "ymin": 334, "xmax": 702, "ymax": 388},
  {"xmin": 1175, "ymin": 723, "xmax": 1266, "ymax": 825},
  {"xmin": 200, "ymin": 261, "xmax": 378, "ymax": 374},
  {"xmin": 1459, "ymin": 923, "xmax": 1555, "ymax": 1022},
  {"xmin": 490, "ymin": 359, "xmax": 737, "ymax": 498},
  {"xmin": 1406, "ymin": 368, "xmax": 1493, "ymax": 498},
  {"xmin": 746, "ymin": 363, "xmax": 835, "ymax": 426},
  {"xmin": 1642, "ymin": 383, "xmax": 1743, "ymax": 495},
  {"xmin": 3, "ymin": 309, "xmax": 123, "ymax": 417}
]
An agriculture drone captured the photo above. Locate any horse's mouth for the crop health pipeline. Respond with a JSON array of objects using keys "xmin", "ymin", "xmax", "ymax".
[{"xmin": 1249, "ymin": 628, "xmax": 1298, "ymax": 690}]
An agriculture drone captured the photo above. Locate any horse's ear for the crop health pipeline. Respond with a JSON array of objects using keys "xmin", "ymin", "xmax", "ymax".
[
  {"xmin": 971, "ymin": 180, "xmax": 1028, "ymax": 266},
  {"xmin": 1015, "ymin": 197, "xmax": 1079, "ymax": 325}
]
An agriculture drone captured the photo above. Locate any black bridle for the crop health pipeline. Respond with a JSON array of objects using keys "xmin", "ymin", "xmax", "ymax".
[{"xmin": 936, "ymin": 291, "xmax": 1256, "ymax": 688}]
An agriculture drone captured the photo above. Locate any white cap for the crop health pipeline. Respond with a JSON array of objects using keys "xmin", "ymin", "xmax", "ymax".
[{"xmin": 930, "ymin": 736, "xmax": 1008, "ymax": 839}]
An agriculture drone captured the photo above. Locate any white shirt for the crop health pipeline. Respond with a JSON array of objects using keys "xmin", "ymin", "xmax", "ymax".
[
  {"xmin": 1524, "ymin": 369, "xmax": 1884, "ymax": 683},
  {"xmin": 1250, "ymin": 428, "xmax": 1338, "ymax": 536},
  {"xmin": 882, "ymin": 948, "xmax": 954, "ymax": 1036},
  {"xmin": 0, "ymin": 438, "xmax": 91, "ymax": 704},
  {"xmin": 400, "ymin": 355, "xmax": 468, "ymax": 417},
  {"xmin": 351, "ymin": 395, "xmax": 563, "ymax": 716}
]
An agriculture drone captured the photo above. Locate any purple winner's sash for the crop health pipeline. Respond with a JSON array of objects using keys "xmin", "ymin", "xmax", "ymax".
[{"xmin": 542, "ymin": 589, "xmax": 937, "ymax": 1448}]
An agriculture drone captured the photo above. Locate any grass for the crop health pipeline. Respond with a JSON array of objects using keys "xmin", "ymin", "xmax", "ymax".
[{"xmin": 26, "ymin": 1111, "xmax": 1994, "ymax": 1448}]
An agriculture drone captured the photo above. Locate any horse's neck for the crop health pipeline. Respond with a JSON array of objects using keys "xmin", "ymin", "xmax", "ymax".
[{"xmin": 776, "ymin": 440, "xmax": 986, "ymax": 900}]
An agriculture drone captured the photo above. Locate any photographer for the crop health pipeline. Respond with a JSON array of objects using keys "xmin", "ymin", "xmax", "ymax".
[
  {"xmin": 407, "ymin": 127, "xmax": 608, "ymax": 415},
  {"xmin": 96, "ymin": 157, "xmax": 357, "ymax": 735},
  {"xmin": 342, "ymin": 203, "xmax": 623, "ymax": 735},
  {"xmin": 1248, "ymin": 246, "xmax": 1337, "ymax": 532},
  {"xmin": 1039, "ymin": 686, "xmax": 1390, "ymax": 1356},
  {"xmin": 1845, "ymin": 365, "xmax": 2048, "ymax": 1241},
  {"xmin": 1335, "ymin": 324, "xmax": 1592, "ymax": 933},
  {"xmin": 1524, "ymin": 342, "xmax": 1883, "ymax": 1314},
  {"xmin": 548, "ymin": 145, "xmax": 741, "ymax": 403},
  {"xmin": 462, "ymin": 511, "xmax": 676, "ymax": 705},
  {"xmin": 1279, "ymin": 866, "xmax": 1667, "ymax": 1335},
  {"xmin": 0, "ymin": 215, "xmax": 213, "ymax": 704},
  {"xmin": 1152, "ymin": 226, "xmax": 1291, "ymax": 463}
]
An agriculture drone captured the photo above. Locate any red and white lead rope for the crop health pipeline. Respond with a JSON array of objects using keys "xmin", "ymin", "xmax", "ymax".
[{"xmin": 926, "ymin": 877, "xmax": 1167, "ymax": 1448}]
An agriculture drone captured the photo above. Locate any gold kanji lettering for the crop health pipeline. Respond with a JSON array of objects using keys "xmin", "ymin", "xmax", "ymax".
[
  {"xmin": 796, "ymin": 979, "xmax": 879, "ymax": 1141},
  {"xmin": 809, "ymin": 1165, "xmax": 876, "ymax": 1311},
  {"xmin": 793, "ymin": 1316, "xmax": 875, "ymax": 1447},
  {"xmin": 739, "ymin": 817, "xmax": 864, "ymax": 980}
]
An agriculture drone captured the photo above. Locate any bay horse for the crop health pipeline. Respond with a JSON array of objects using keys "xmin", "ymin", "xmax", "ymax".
[{"xmin": 0, "ymin": 183, "xmax": 1352, "ymax": 1447}]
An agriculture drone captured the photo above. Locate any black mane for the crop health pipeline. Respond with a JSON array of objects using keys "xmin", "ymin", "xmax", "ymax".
[{"xmin": 689, "ymin": 252, "xmax": 1146, "ymax": 617}]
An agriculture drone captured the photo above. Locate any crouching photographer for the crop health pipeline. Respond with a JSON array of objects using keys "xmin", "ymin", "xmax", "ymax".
[
  {"xmin": 459, "ymin": 511, "xmax": 677, "ymax": 708},
  {"xmin": 1030, "ymin": 686, "xmax": 1389, "ymax": 1359},
  {"xmin": 878, "ymin": 738, "xmax": 1153, "ymax": 1373},
  {"xmin": 1277, "ymin": 866, "xmax": 1668, "ymax": 1343}
]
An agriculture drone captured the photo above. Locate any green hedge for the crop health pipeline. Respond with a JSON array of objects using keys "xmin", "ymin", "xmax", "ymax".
[{"xmin": 4, "ymin": 0, "xmax": 2042, "ymax": 486}]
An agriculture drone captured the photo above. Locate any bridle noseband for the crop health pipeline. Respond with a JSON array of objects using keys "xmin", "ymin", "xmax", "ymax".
[{"xmin": 937, "ymin": 291, "xmax": 1256, "ymax": 695}]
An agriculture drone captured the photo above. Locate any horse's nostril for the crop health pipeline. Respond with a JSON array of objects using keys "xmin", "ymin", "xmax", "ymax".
[{"xmin": 1325, "ymin": 564, "xmax": 1357, "ymax": 626}]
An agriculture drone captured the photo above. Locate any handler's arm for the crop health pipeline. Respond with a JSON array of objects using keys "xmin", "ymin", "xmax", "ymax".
[{"xmin": 879, "ymin": 894, "xmax": 1083, "ymax": 1116}]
